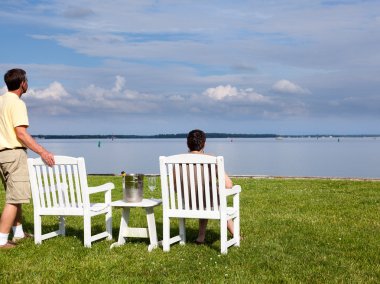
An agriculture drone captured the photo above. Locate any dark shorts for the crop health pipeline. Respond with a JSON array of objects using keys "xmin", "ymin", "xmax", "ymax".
[{"xmin": 0, "ymin": 149, "xmax": 31, "ymax": 204}]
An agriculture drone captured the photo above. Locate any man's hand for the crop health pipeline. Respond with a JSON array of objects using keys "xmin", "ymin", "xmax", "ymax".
[{"xmin": 40, "ymin": 150, "xmax": 55, "ymax": 167}]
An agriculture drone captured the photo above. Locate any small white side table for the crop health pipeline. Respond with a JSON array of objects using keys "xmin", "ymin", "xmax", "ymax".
[{"xmin": 110, "ymin": 198, "xmax": 162, "ymax": 251}]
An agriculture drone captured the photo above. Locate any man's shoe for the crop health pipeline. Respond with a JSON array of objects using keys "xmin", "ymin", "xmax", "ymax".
[
  {"xmin": 12, "ymin": 232, "xmax": 33, "ymax": 243},
  {"xmin": 0, "ymin": 241, "xmax": 17, "ymax": 249}
]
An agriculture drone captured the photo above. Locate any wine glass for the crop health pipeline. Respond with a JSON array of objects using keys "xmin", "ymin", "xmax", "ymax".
[{"xmin": 148, "ymin": 176, "xmax": 157, "ymax": 192}]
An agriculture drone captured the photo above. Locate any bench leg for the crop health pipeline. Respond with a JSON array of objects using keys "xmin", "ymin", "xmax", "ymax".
[
  {"xmin": 34, "ymin": 214, "xmax": 42, "ymax": 245},
  {"xmin": 163, "ymin": 216, "xmax": 170, "ymax": 252},
  {"xmin": 84, "ymin": 215, "xmax": 91, "ymax": 248},
  {"xmin": 220, "ymin": 217, "xmax": 228, "ymax": 254},
  {"xmin": 179, "ymin": 218, "xmax": 186, "ymax": 245},
  {"xmin": 106, "ymin": 209, "xmax": 112, "ymax": 240},
  {"xmin": 59, "ymin": 216, "xmax": 65, "ymax": 236}
]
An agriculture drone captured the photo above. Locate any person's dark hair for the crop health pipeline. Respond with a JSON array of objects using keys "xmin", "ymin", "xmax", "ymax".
[
  {"xmin": 4, "ymin": 68, "xmax": 27, "ymax": 91},
  {"xmin": 187, "ymin": 129, "xmax": 206, "ymax": 152}
]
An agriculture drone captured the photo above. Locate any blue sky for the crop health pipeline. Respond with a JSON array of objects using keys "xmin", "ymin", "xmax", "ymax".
[{"xmin": 0, "ymin": 0, "xmax": 379, "ymax": 135}]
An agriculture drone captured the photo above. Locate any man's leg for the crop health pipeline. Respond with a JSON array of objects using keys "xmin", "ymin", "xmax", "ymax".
[
  {"xmin": 0, "ymin": 203, "xmax": 19, "ymax": 233},
  {"xmin": 0, "ymin": 203, "xmax": 18, "ymax": 245},
  {"xmin": 13, "ymin": 204, "xmax": 22, "ymax": 226},
  {"xmin": 12, "ymin": 204, "xmax": 28, "ymax": 240}
]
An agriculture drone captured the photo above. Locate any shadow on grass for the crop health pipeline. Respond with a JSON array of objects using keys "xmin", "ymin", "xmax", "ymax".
[
  {"xmin": 26, "ymin": 215, "xmax": 227, "ymax": 251},
  {"xmin": 154, "ymin": 220, "xmax": 222, "ymax": 251},
  {"xmin": 27, "ymin": 216, "xmax": 112, "ymax": 246}
]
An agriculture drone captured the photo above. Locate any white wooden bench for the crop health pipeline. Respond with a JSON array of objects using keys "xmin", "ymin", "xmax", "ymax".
[
  {"xmin": 159, "ymin": 154, "xmax": 241, "ymax": 254},
  {"xmin": 27, "ymin": 156, "xmax": 113, "ymax": 247}
]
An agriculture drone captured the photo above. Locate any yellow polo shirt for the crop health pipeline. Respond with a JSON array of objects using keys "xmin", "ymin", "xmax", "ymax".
[{"xmin": 0, "ymin": 92, "xmax": 29, "ymax": 150}]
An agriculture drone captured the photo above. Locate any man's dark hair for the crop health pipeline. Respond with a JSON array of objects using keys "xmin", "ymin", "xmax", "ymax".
[
  {"xmin": 187, "ymin": 129, "xmax": 206, "ymax": 152},
  {"xmin": 4, "ymin": 68, "xmax": 27, "ymax": 91}
]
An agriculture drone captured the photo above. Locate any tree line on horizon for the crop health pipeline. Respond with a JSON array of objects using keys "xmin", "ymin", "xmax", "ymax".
[{"xmin": 32, "ymin": 133, "xmax": 379, "ymax": 139}]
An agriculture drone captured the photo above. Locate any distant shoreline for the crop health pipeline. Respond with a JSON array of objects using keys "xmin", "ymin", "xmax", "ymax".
[
  {"xmin": 32, "ymin": 133, "xmax": 380, "ymax": 139},
  {"xmin": 88, "ymin": 173, "xmax": 380, "ymax": 181}
]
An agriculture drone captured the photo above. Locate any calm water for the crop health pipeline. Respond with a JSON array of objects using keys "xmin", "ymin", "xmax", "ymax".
[{"xmin": 30, "ymin": 137, "xmax": 380, "ymax": 178}]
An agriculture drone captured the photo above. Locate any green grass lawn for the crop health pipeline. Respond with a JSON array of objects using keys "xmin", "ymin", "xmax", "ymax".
[{"xmin": 1, "ymin": 177, "xmax": 379, "ymax": 283}]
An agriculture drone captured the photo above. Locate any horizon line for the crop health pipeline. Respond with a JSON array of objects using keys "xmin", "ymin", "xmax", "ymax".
[{"xmin": 32, "ymin": 133, "xmax": 380, "ymax": 139}]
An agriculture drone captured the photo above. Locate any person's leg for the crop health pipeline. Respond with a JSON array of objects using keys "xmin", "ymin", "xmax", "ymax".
[
  {"xmin": 12, "ymin": 204, "xmax": 27, "ymax": 239},
  {"xmin": 7, "ymin": 150, "xmax": 31, "ymax": 241},
  {"xmin": 1, "ymin": 150, "xmax": 30, "ymax": 246},
  {"xmin": 227, "ymin": 219, "xmax": 243, "ymax": 241},
  {"xmin": 196, "ymin": 219, "xmax": 208, "ymax": 243},
  {"xmin": 0, "ymin": 203, "xmax": 18, "ymax": 245},
  {"xmin": 13, "ymin": 204, "xmax": 22, "ymax": 226},
  {"xmin": 227, "ymin": 219, "xmax": 234, "ymax": 235},
  {"xmin": 0, "ymin": 203, "xmax": 18, "ymax": 233}
]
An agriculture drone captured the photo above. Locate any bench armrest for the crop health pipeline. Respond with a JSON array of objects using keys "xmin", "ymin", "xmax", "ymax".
[
  {"xmin": 88, "ymin": 182, "xmax": 114, "ymax": 194},
  {"xmin": 225, "ymin": 185, "xmax": 241, "ymax": 196}
]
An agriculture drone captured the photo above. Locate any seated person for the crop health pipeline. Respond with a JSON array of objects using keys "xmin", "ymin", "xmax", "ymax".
[{"xmin": 185, "ymin": 129, "xmax": 235, "ymax": 244}]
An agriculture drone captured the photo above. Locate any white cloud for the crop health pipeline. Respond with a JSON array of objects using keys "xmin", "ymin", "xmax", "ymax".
[
  {"xmin": 203, "ymin": 84, "xmax": 271, "ymax": 103},
  {"xmin": 239, "ymin": 88, "xmax": 272, "ymax": 103},
  {"xmin": 80, "ymin": 76, "xmax": 131, "ymax": 101},
  {"xmin": 28, "ymin": 81, "xmax": 69, "ymax": 100},
  {"xmin": 123, "ymin": 89, "xmax": 139, "ymax": 100},
  {"xmin": 272, "ymin": 80, "xmax": 311, "ymax": 95},
  {"xmin": 203, "ymin": 85, "xmax": 238, "ymax": 100},
  {"xmin": 24, "ymin": 78, "xmax": 277, "ymax": 118},
  {"xmin": 112, "ymin": 75, "xmax": 126, "ymax": 92}
]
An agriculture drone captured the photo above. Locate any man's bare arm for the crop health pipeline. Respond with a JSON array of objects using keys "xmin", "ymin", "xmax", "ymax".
[{"xmin": 15, "ymin": 126, "xmax": 55, "ymax": 166}]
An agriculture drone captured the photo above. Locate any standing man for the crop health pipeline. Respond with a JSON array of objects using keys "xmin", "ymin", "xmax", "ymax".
[{"xmin": 0, "ymin": 68, "xmax": 55, "ymax": 249}]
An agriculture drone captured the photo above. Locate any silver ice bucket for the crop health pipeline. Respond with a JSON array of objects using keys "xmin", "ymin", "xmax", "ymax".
[{"xmin": 122, "ymin": 173, "xmax": 144, "ymax": 202}]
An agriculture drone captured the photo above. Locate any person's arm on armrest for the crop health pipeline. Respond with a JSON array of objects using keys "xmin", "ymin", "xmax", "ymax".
[
  {"xmin": 225, "ymin": 173, "xmax": 233, "ymax": 189},
  {"xmin": 15, "ymin": 125, "xmax": 55, "ymax": 166}
]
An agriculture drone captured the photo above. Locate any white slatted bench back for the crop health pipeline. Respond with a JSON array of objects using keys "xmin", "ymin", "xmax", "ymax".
[
  {"xmin": 28, "ymin": 156, "xmax": 89, "ymax": 212},
  {"xmin": 160, "ymin": 154, "xmax": 226, "ymax": 219}
]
